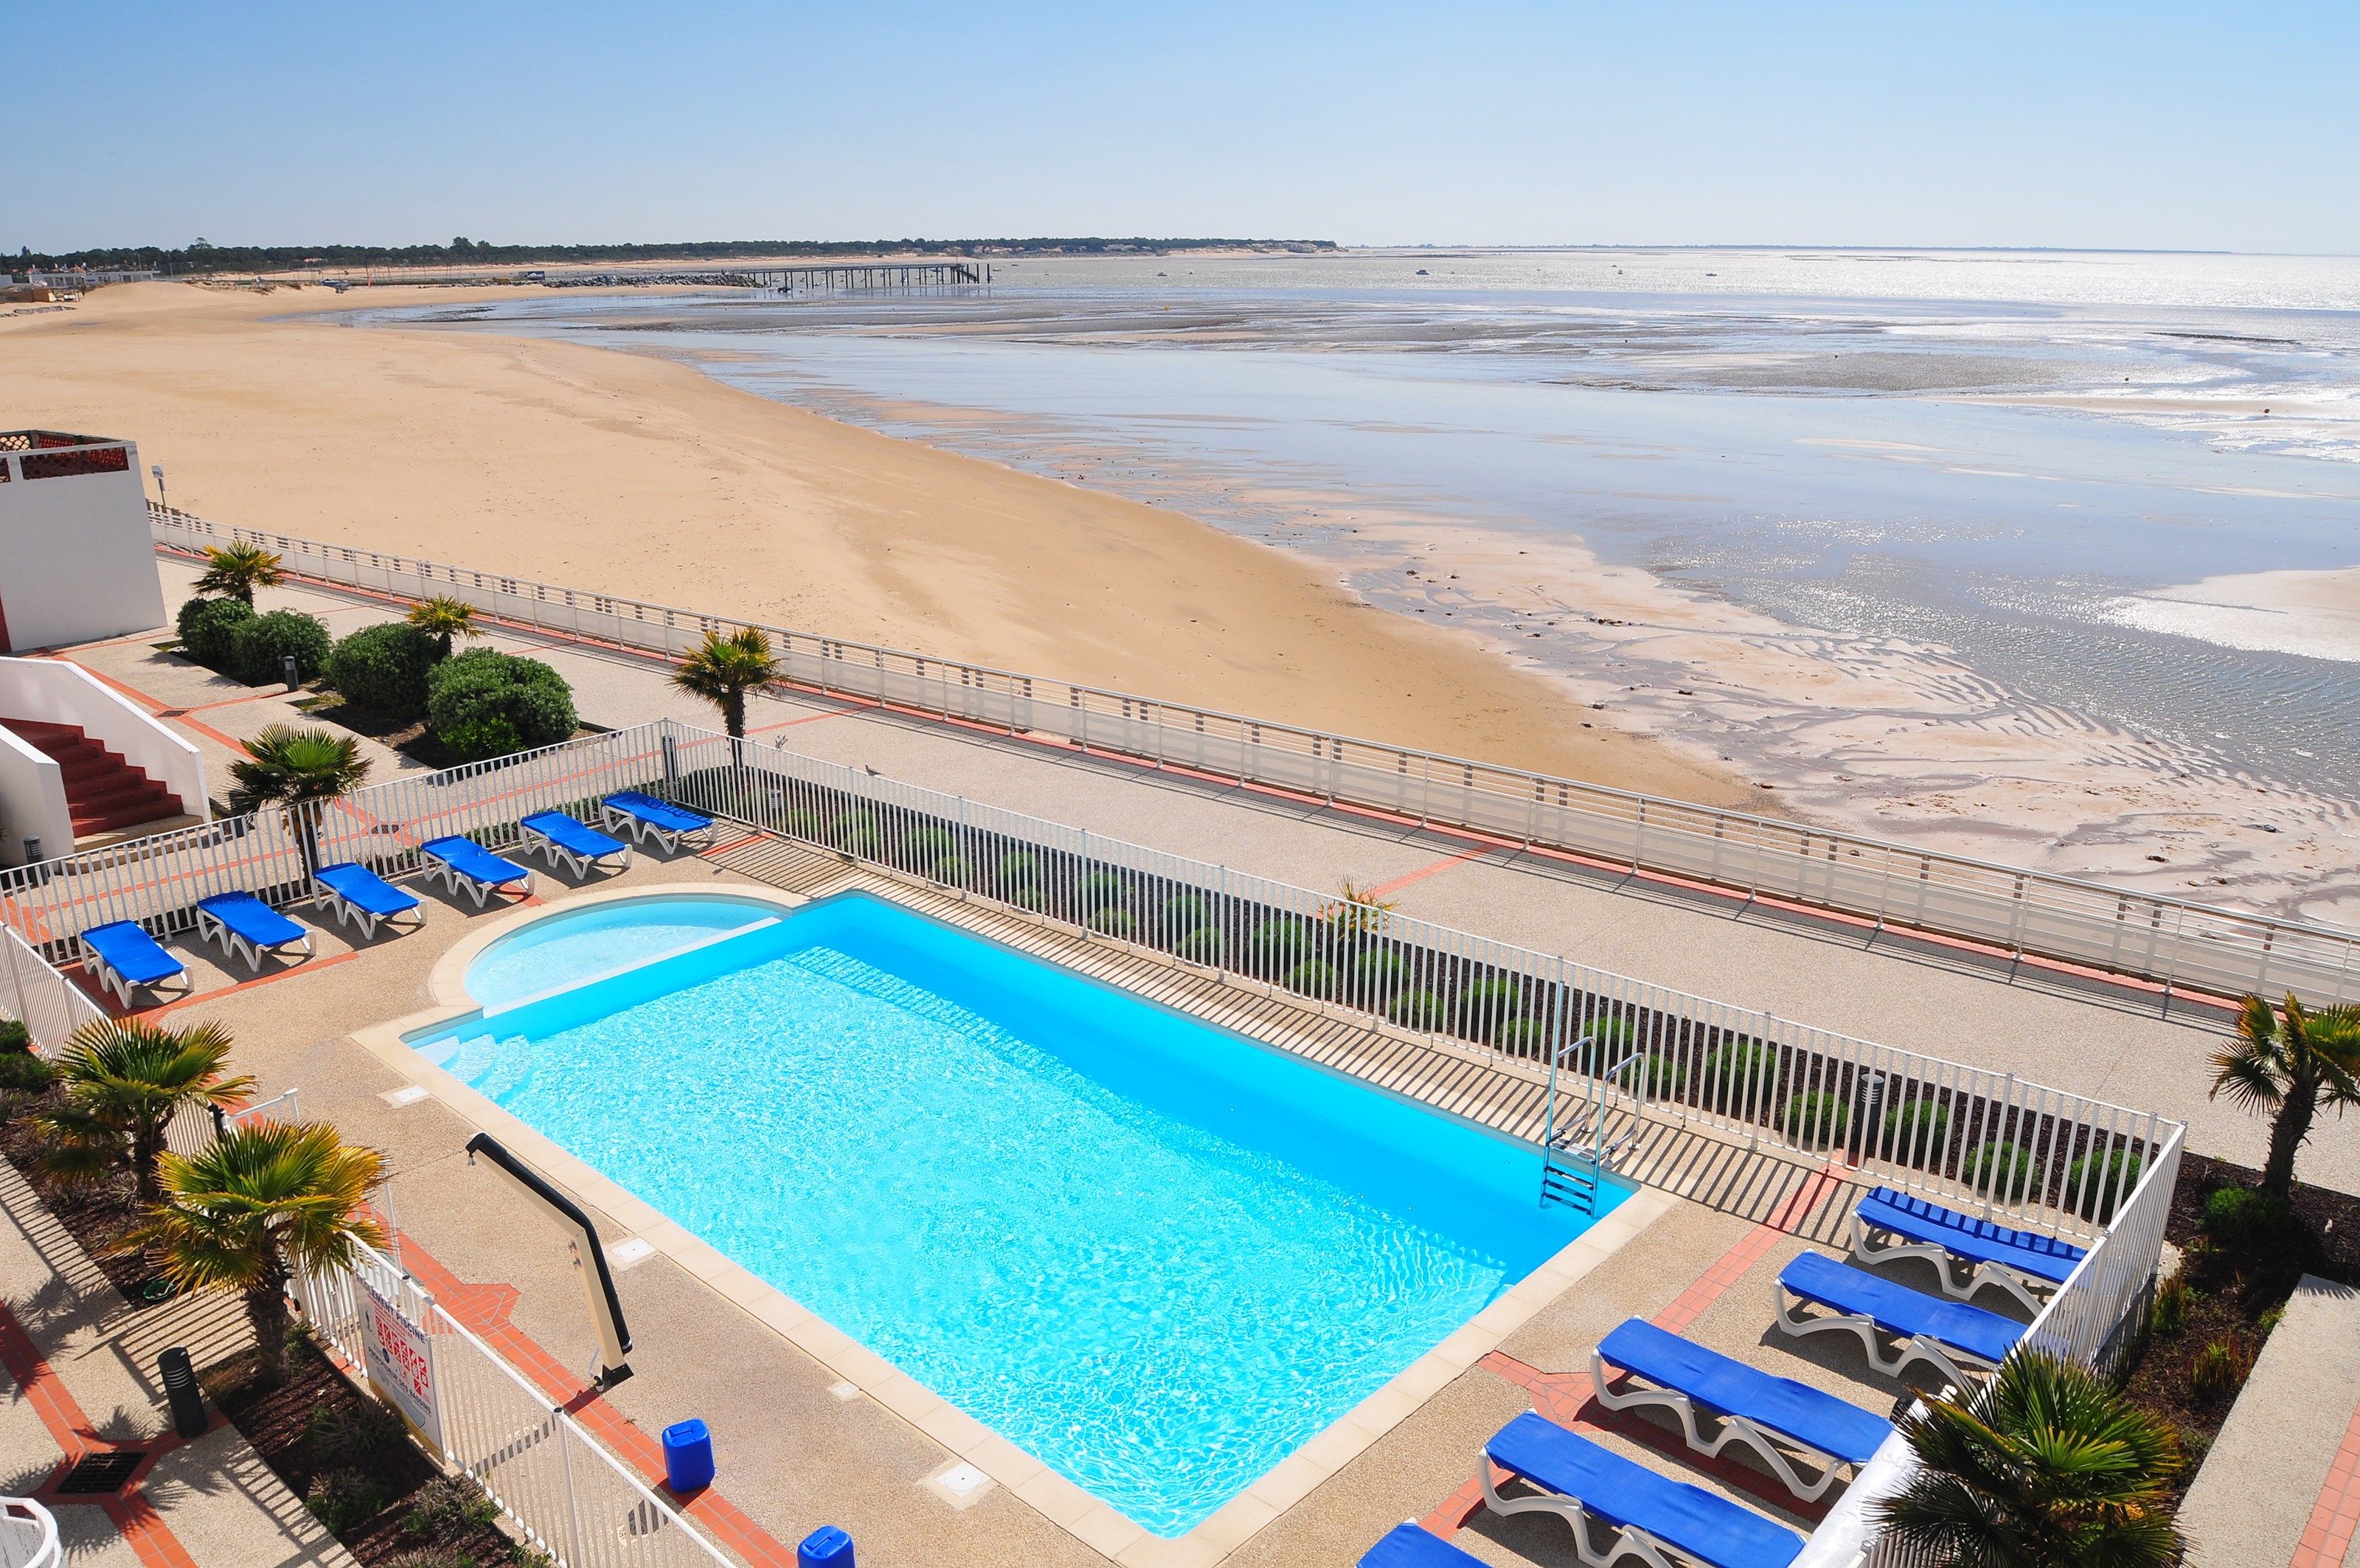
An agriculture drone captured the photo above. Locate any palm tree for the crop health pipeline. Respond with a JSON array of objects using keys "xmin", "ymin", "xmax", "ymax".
[
  {"xmin": 406, "ymin": 595, "xmax": 480, "ymax": 661},
  {"xmin": 120, "ymin": 1120, "xmax": 385, "ymax": 1384},
  {"xmin": 673, "ymin": 627, "xmax": 780, "ymax": 738},
  {"xmin": 194, "ymin": 543, "xmax": 285, "ymax": 606},
  {"xmin": 1875, "ymin": 1350, "xmax": 2183, "ymax": 1568},
  {"xmin": 1318, "ymin": 878, "xmax": 1398, "ymax": 937},
  {"xmin": 2209, "ymin": 992, "xmax": 2360, "ymax": 1199},
  {"xmin": 229, "ymin": 724, "xmax": 371, "ymax": 875},
  {"xmin": 35, "ymin": 1017, "xmax": 255, "ymax": 1202}
]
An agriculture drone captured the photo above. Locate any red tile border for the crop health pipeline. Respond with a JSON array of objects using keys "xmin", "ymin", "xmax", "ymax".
[
  {"xmin": 2293, "ymin": 1392, "xmax": 2360, "ymax": 1567},
  {"xmin": 1364, "ymin": 846, "xmax": 1493, "ymax": 901}
]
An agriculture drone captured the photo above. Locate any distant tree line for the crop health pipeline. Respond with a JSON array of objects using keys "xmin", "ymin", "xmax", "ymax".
[{"xmin": 11, "ymin": 235, "xmax": 1338, "ymax": 275}]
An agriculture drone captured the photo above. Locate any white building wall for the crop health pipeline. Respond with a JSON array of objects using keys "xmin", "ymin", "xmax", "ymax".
[
  {"xmin": 0, "ymin": 659, "xmax": 209, "ymax": 852},
  {"xmin": 0, "ymin": 446, "xmax": 170, "ymax": 652},
  {"xmin": 0, "ymin": 724, "xmax": 72, "ymax": 867}
]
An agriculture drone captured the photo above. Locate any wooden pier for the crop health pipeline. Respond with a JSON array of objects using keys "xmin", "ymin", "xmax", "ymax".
[{"xmin": 749, "ymin": 261, "xmax": 990, "ymax": 294}]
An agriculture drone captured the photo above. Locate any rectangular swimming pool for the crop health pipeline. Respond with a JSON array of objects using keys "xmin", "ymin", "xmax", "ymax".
[{"xmin": 409, "ymin": 891, "xmax": 1622, "ymax": 1536}]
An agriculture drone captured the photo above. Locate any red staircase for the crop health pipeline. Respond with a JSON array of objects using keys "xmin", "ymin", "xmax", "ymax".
[{"xmin": 0, "ymin": 718, "xmax": 184, "ymax": 838}]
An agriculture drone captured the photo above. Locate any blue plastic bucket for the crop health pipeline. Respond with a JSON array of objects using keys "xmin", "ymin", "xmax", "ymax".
[
  {"xmin": 661, "ymin": 1418, "xmax": 715, "ymax": 1493},
  {"xmin": 798, "ymin": 1525, "xmax": 854, "ymax": 1567}
]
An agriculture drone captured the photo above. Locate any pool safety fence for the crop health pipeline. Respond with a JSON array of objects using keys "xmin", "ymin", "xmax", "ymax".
[
  {"xmin": 0, "ymin": 923, "xmax": 102, "ymax": 1052},
  {"xmin": 296, "ymin": 1236, "xmax": 732, "ymax": 1568},
  {"xmin": 150, "ymin": 503, "xmax": 2359, "ymax": 1013},
  {"xmin": 162, "ymin": 1085, "xmax": 302, "ymax": 1159},
  {"xmin": 662, "ymin": 723, "xmax": 2179, "ymax": 1253}
]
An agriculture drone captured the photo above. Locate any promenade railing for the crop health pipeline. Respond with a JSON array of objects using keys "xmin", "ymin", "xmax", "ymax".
[{"xmin": 147, "ymin": 504, "xmax": 2358, "ymax": 1012}]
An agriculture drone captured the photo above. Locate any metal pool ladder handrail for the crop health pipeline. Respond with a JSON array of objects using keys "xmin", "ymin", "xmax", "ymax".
[{"xmin": 1540, "ymin": 1039, "xmax": 1646, "ymax": 1211}]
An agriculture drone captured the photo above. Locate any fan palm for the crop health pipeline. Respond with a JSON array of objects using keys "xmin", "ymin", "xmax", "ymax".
[
  {"xmin": 194, "ymin": 543, "xmax": 285, "ymax": 605},
  {"xmin": 120, "ymin": 1120, "xmax": 385, "ymax": 1384},
  {"xmin": 228, "ymin": 724, "xmax": 370, "ymax": 873},
  {"xmin": 406, "ymin": 595, "xmax": 480, "ymax": 661},
  {"xmin": 2209, "ymin": 992, "xmax": 2360, "ymax": 1198},
  {"xmin": 673, "ymin": 627, "xmax": 780, "ymax": 738},
  {"xmin": 35, "ymin": 1017, "xmax": 255, "ymax": 1202},
  {"xmin": 1874, "ymin": 1350, "xmax": 2183, "ymax": 1568}
]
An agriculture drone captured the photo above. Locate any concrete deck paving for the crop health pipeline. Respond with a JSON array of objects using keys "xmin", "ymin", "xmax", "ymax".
[
  {"xmin": 2181, "ymin": 1274, "xmax": 2360, "ymax": 1568},
  {"xmin": 117, "ymin": 554, "xmax": 2345, "ymax": 1197}
]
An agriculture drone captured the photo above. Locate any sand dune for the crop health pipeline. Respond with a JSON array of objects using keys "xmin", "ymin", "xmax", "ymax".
[{"xmin": 0, "ymin": 281, "xmax": 1758, "ymax": 805}]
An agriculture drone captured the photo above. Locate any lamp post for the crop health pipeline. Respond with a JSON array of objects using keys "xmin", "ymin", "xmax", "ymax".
[{"xmin": 150, "ymin": 462, "xmax": 167, "ymax": 511}]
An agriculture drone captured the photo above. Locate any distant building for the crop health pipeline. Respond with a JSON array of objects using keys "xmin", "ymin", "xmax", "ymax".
[{"xmin": 0, "ymin": 430, "xmax": 168, "ymax": 651}]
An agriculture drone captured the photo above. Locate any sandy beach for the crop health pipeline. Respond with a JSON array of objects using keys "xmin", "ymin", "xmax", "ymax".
[{"xmin": 0, "ymin": 280, "xmax": 1758, "ymax": 807}]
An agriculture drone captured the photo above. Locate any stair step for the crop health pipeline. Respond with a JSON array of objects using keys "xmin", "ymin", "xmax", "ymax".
[{"xmin": 3, "ymin": 716, "xmax": 182, "ymax": 841}]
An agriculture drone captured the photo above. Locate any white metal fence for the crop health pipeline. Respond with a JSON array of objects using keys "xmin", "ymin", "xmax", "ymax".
[
  {"xmin": 296, "ymin": 1237, "xmax": 732, "ymax": 1568},
  {"xmin": 148, "ymin": 504, "xmax": 2359, "ymax": 1012},
  {"xmin": 0, "ymin": 924, "xmax": 103, "ymax": 1051}
]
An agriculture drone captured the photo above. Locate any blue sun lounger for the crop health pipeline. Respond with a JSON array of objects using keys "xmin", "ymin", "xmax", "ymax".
[
  {"xmin": 1852, "ymin": 1187, "xmax": 2087, "ymax": 1314},
  {"xmin": 1358, "ymin": 1522, "xmax": 1488, "ymax": 1568},
  {"xmin": 1478, "ymin": 1412, "xmax": 1804, "ymax": 1568},
  {"xmin": 1776, "ymin": 1252, "xmax": 2024, "ymax": 1388},
  {"xmin": 79, "ymin": 920, "xmax": 190, "ymax": 1008},
  {"xmin": 1592, "ymin": 1317, "xmax": 1894, "ymax": 1502},
  {"xmin": 418, "ymin": 836, "xmax": 532, "ymax": 907},
  {"xmin": 311, "ymin": 861, "xmax": 425, "ymax": 940},
  {"xmin": 598, "ymin": 791, "xmax": 715, "ymax": 853},
  {"xmin": 518, "ymin": 811, "xmax": 632, "ymax": 878},
  {"xmin": 194, "ymin": 892, "xmax": 314, "ymax": 971}
]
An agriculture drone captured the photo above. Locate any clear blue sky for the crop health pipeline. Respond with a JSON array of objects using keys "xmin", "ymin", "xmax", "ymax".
[{"xmin": 13, "ymin": 1, "xmax": 2359, "ymax": 254}]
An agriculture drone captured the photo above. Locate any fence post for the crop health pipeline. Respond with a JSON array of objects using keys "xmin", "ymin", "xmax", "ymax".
[
  {"xmin": 556, "ymin": 1413, "xmax": 589, "ymax": 1566},
  {"xmin": 2, "ymin": 934, "xmax": 29, "ymax": 1043}
]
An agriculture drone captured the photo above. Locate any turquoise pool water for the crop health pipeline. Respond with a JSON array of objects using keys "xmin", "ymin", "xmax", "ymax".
[
  {"xmin": 412, "ymin": 892, "xmax": 1621, "ymax": 1536},
  {"xmin": 462, "ymin": 895, "xmax": 778, "ymax": 1007}
]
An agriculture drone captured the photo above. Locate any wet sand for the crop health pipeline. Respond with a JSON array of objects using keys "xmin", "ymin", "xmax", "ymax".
[{"xmin": 0, "ymin": 281, "xmax": 1759, "ymax": 807}]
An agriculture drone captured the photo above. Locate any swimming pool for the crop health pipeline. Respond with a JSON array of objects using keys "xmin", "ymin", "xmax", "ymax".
[
  {"xmin": 409, "ymin": 891, "xmax": 1623, "ymax": 1536},
  {"xmin": 461, "ymin": 892, "xmax": 779, "ymax": 1007}
]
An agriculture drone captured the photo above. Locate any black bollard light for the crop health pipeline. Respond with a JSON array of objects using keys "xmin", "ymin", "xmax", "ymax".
[{"xmin": 159, "ymin": 1346, "xmax": 206, "ymax": 1439}]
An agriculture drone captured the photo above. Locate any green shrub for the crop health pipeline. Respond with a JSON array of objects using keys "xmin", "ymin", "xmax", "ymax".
[
  {"xmin": 426, "ymin": 649, "xmax": 575, "ymax": 761},
  {"xmin": 929, "ymin": 855, "xmax": 971, "ymax": 887},
  {"xmin": 1081, "ymin": 870, "xmax": 1129, "ymax": 910},
  {"xmin": 1353, "ymin": 950, "xmax": 1407, "ymax": 996},
  {"xmin": 996, "ymin": 852, "xmax": 1041, "ymax": 895},
  {"xmin": 1286, "ymin": 959, "xmax": 1337, "ymax": 998},
  {"xmin": 1780, "ymin": 1091, "xmax": 1851, "ymax": 1147},
  {"xmin": 1575, "ymin": 1015, "xmax": 1638, "ymax": 1069},
  {"xmin": 324, "ymin": 621, "xmax": 439, "ymax": 718},
  {"xmin": 400, "ymin": 1475, "xmax": 500, "ymax": 1543},
  {"xmin": 906, "ymin": 828, "xmax": 956, "ymax": 865},
  {"xmin": 0, "ymin": 1052, "xmax": 52, "ymax": 1095},
  {"xmin": 1250, "ymin": 917, "xmax": 1313, "ymax": 968},
  {"xmin": 0, "ymin": 1019, "xmax": 27, "ymax": 1054},
  {"xmin": 1010, "ymin": 884, "xmax": 1045, "ymax": 912},
  {"xmin": 2066, "ymin": 1149, "xmax": 2145, "ymax": 1221},
  {"xmin": 231, "ymin": 609, "xmax": 333, "ymax": 686},
  {"xmin": 1086, "ymin": 907, "xmax": 1136, "ymax": 939},
  {"xmin": 2148, "ymin": 1266, "xmax": 2190, "ymax": 1337},
  {"xmin": 305, "ymin": 1397, "xmax": 407, "ymax": 1471},
  {"xmin": 2189, "ymin": 1336, "xmax": 2251, "ymax": 1405},
  {"xmin": 1496, "ymin": 1017, "xmax": 1552, "ymax": 1053},
  {"xmin": 1176, "ymin": 926, "xmax": 1226, "ymax": 965},
  {"xmin": 778, "ymin": 806, "xmax": 827, "ymax": 841},
  {"xmin": 177, "ymin": 595, "xmax": 255, "ymax": 667},
  {"xmin": 305, "ymin": 1468, "xmax": 390, "ymax": 1533},
  {"xmin": 1619, "ymin": 1051, "xmax": 1684, "ymax": 1097},
  {"xmin": 1164, "ymin": 893, "xmax": 1209, "ymax": 931},
  {"xmin": 1883, "ymin": 1099, "xmax": 1949, "ymax": 1151},
  {"xmin": 1966, "ymin": 1139, "xmax": 2034, "ymax": 1201},
  {"xmin": 830, "ymin": 810, "xmax": 884, "ymax": 858},
  {"xmin": 2200, "ymin": 1185, "xmax": 2297, "ymax": 1252},
  {"xmin": 1701, "ymin": 1042, "xmax": 1776, "ymax": 1101},
  {"xmin": 1457, "ymin": 978, "xmax": 1524, "ymax": 1034},
  {"xmin": 1386, "ymin": 989, "xmax": 1444, "ymax": 1030}
]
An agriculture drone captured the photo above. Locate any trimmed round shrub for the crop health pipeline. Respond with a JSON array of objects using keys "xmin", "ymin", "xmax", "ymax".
[
  {"xmin": 1780, "ymin": 1091, "xmax": 1851, "ymax": 1148},
  {"xmin": 1010, "ymin": 884, "xmax": 1046, "ymax": 912},
  {"xmin": 1086, "ymin": 906, "xmax": 1137, "ymax": 939},
  {"xmin": 426, "ymin": 648, "xmax": 577, "ymax": 761},
  {"xmin": 230, "ymin": 609, "xmax": 333, "ymax": 686},
  {"xmin": 1386, "ymin": 989, "xmax": 1445, "ymax": 1030},
  {"xmin": 779, "ymin": 806, "xmax": 827, "ymax": 841},
  {"xmin": 906, "ymin": 827, "xmax": 956, "ymax": 865},
  {"xmin": 1163, "ymin": 893, "xmax": 1209, "ymax": 932},
  {"xmin": 1576, "ymin": 1015, "xmax": 1638, "ymax": 1069},
  {"xmin": 1250, "ymin": 917, "xmax": 1313, "ymax": 969},
  {"xmin": 2066, "ymin": 1149, "xmax": 2145, "ymax": 1221},
  {"xmin": 1286, "ymin": 959, "xmax": 1338, "ymax": 998},
  {"xmin": 324, "ymin": 621, "xmax": 439, "ymax": 718},
  {"xmin": 1497, "ymin": 1017, "xmax": 1552, "ymax": 1054},
  {"xmin": 1176, "ymin": 926, "xmax": 1227, "ymax": 965},
  {"xmin": 1081, "ymin": 870, "xmax": 1129, "ymax": 910},
  {"xmin": 1619, "ymin": 1051, "xmax": 1684, "ymax": 1097},
  {"xmin": 1966, "ymin": 1140, "xmax": 2034, "ymax": 1201},
  {"xmin": 0, "ymin": 1050, "xmax": 52, "ymax": 1095},
  {"xmin": 1353, "ymin": 949, "xmax": 1408, "ymax": 997},
  {"xmin": 829, "ymin": 810, "xmax": 884, "ymax": 858},
  {"xmin": 1457, "ymin": 978, "xmax": 1524, "ymax": 1035},
  {"xmin": 930, "ymin": 854, "xmax": 971, "ymax": 887},
  {"xmin": 0, "ymin": 1019, "xmax": 28, "ymax": 1054},
  {"xmin": 1701, "ymin": 1042, "xmax": 1777, "ymax": 1101},
  {"xmin": 996, "ymin": 852, "xmax": 1041, "ymax": 896},
  {"xmin": 2200, "ymin": 1185, "xmax": 2297, "ymax": 1253},
  {"xmin": 1882, "ymin": 1099, "xmax": 1950, "ymax": 1152},
  {"xmin": 177, "ymin": 595, "xmax": 254, "ymax": 668}
]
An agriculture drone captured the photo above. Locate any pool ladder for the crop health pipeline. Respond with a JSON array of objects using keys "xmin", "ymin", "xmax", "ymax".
[{"xmin": 1538, "ymin": 1041, "xmax": 1646, "ymax": 1214}]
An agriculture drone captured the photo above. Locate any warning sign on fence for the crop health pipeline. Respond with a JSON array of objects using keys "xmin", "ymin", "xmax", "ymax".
[{"xmin": 361, "ymin": 1278, "xmax": 444, "ymax": 1456}]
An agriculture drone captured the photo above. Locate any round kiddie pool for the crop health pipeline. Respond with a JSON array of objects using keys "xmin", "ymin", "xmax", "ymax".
[{"xmin": 460, "ymin": 892, "xmax": 788, "ymax": 1007}]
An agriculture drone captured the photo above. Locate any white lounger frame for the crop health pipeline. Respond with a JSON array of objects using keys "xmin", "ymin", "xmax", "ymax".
[
  {"xmin": 1589, "ymin": 1348, "xmax": 1855, "ymax": 1502},
  {"xmin": 311, "ymin": 877, "xmax": 426, "ymax": 940},
  {"xmin": 420, "ymin": 850, "xmax": 530, "ymax": 908},
  {"xmin": 1476, "ymin": 1456, "xmax": 1698, "ymax": 1568},
  {"xmin": 1850, "ymin": 1208, "xmax": 2059, "ymax": 1317},
  {"xmin": 598, "ymin": 802, "xmax": 712, "ymax": 854},
  {"xmin": 195, "ymin": 902, "xmax": 315, "ymax": 971},
  {"xmin": 522, "ymin": 822, "xmax": 632, "ymax": 879},
  {"xmin": 1774, "ymin": 1275, "xmax": 1999, "ymax": 1390},
  {"xmin": 79, "ymin": 943, "xmax": 192, "ymax": 1010}
]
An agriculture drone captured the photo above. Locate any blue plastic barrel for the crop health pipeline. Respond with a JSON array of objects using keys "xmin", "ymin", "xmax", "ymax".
[
  {"xmin": 661, "ymin": 1418, "xmax": 715, "ymax": 1493},
  {"xmin": 798, "ymin": 1525, "xmax": 854, "ymax": 1567}
]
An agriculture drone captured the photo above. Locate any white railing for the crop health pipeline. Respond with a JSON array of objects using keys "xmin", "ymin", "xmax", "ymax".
[
  {"xmin": 0, "ymin": 1499, "xmax": 58, "ymax": 1568},
  {"xmin": 162, "ymin": 1086, "xmax": 303, "ymax": 1157},
  {"xmin": 296, "ymin": 1238, "xmax": 730, "ymax": 1568},
  {"xmin": 147, "ymin": 504, "xmax": 2359, "ymax": 1012},
  {"xmin": 0, "ymin": 923, "xmax": 103, "ymax": 1052},
  {"xmin": 0, "ymin": 656, "xmax": 208, "ymax": 833},
  {"xmin": 667, "ymin": 721, "xmax": 2181, "ymax": 1247}
]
